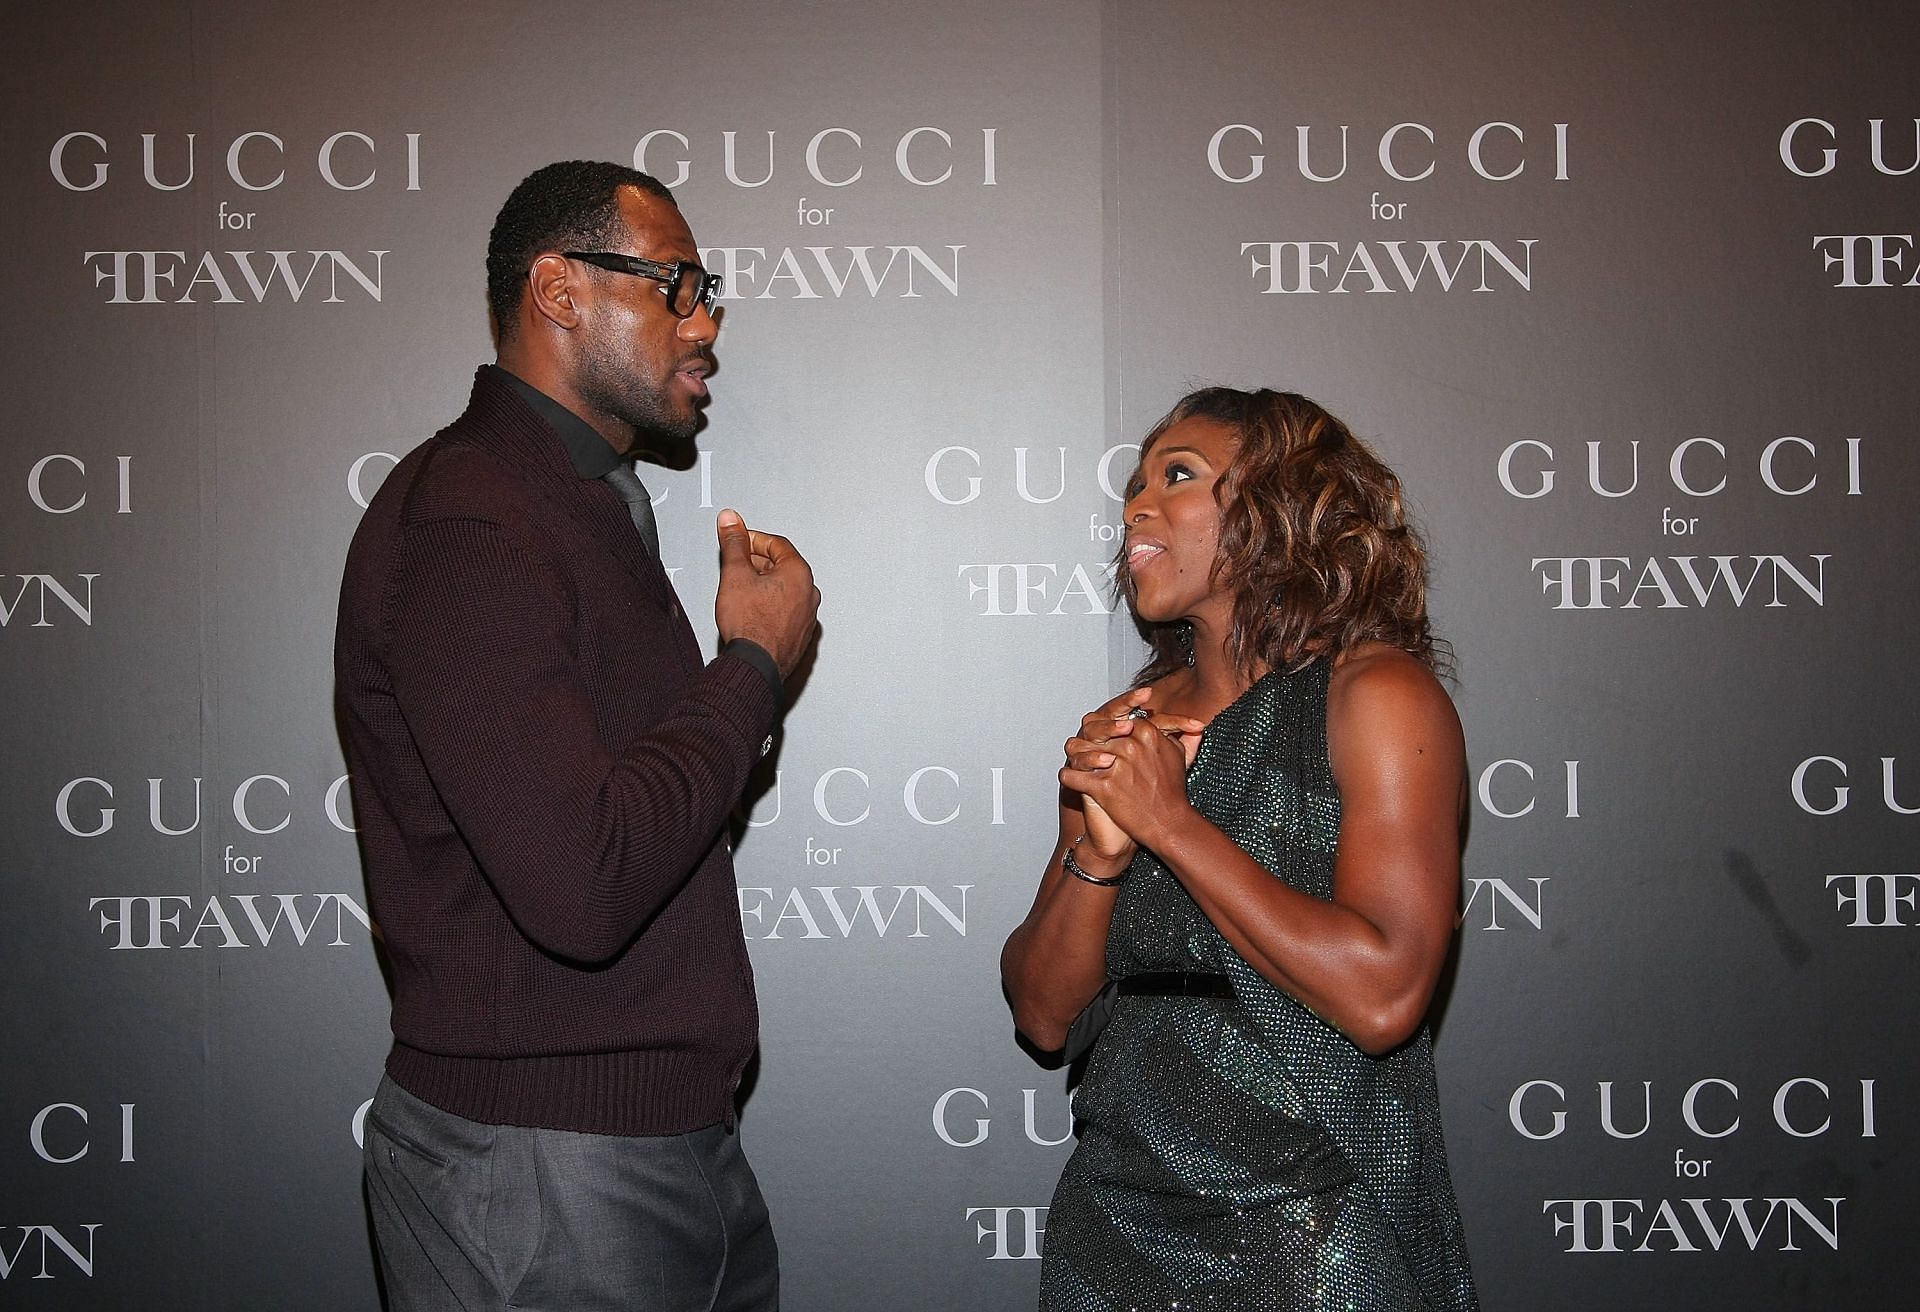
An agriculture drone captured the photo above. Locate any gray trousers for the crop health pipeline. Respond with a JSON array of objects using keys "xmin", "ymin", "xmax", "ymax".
[{"xmin": 363, "ymin": 1076, "xmax": 778, "ymax": 1311}]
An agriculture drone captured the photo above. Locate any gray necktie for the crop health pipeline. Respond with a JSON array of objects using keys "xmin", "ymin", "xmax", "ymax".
[{"xmin": 601, "ymin": 461, "xmax": 660, "ymax": 559}]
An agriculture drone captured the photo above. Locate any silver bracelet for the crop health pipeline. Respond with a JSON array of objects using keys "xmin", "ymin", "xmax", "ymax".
[{"xmin": 1063, "ymin": 837, "xmax": 1127, "ymax": 887}]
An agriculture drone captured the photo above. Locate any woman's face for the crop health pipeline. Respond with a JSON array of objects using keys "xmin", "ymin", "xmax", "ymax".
[{"xmin": 1122, "ymin": 416, "xmax": 1240, "ymax": 626}]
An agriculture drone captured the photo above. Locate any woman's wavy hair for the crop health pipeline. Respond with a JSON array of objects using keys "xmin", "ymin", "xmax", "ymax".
[{"xmin": 1123, "ymin": 387, "xmax": 1448, "ymax": 686}]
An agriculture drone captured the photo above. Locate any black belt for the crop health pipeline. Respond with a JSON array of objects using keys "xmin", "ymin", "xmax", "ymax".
[{"xmin": 1117, "ymin": 971, "xmax": 1233, "ymax": 998}]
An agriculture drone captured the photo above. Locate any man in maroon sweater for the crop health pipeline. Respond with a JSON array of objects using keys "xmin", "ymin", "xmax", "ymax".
[{"xmin": 336, "ymin": 161, "xmax": 818, "ymax": 1310}]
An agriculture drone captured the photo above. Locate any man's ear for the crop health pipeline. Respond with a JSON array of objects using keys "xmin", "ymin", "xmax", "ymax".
[{"xmin": 526, "ymin": 253, "xmax": 582, "ymax": 330}]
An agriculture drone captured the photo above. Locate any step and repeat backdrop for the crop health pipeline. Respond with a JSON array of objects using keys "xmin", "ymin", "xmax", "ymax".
[{"xmin": 3, "ymin": 2, "xmax": 1914, "ymax": 1308}]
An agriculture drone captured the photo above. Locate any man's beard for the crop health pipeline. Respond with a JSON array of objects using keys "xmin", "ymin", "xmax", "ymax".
[{"xmin": 577, "ymin": 329, "xmax": 702, "ymax": 447}]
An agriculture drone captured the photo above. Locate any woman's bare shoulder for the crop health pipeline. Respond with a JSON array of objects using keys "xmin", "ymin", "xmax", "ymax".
[{"xmin": 1327, "ymin": 643, "xmax": 1460, "ymax": 753}]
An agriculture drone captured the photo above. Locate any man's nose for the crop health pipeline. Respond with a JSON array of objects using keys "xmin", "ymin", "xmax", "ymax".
[{"xmin": 678, "ymin": 302, "xmax": 719, "ymax": 345}]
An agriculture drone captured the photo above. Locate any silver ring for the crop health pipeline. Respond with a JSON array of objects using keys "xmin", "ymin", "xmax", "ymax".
[{"xmin": 1127, "ymin": 706, "xmax": 1152, "ymax": 720}]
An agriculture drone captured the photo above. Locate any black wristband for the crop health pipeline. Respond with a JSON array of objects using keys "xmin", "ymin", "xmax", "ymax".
[{"xmin": 1063, "ymin": 839, "xmax": 1127, "ymax": 887}]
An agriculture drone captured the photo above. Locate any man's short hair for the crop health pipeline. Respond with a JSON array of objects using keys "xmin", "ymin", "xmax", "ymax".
[{"xmin": 485, "ymin": 161, "xmax": 676, "ymax": 339}]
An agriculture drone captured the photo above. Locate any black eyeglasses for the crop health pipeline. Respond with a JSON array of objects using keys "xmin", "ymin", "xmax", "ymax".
[{"xmin": 562, "ymin": 251, "xmax": 723, "ymax": 318}]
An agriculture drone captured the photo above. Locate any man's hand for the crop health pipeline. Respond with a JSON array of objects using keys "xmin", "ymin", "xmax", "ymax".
[{"xmin": 715, "ymin": 509, "xmax": 820, "ymax": 677}]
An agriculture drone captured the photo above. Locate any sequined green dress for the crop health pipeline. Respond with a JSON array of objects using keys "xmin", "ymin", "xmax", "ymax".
[{"xmin": 1039, "ymin": 663, "xmax": 1477, "ymax": 1311}]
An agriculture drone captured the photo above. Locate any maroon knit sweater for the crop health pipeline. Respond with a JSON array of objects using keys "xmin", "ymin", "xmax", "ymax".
[{"xmin": 335, "ymin": 367, "xmax": 776, "ymax": 1135}]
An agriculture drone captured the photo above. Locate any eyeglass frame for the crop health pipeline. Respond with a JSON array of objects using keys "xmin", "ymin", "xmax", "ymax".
[{"xmin": 560, "ymin": 251, "xmax": 723, "ymax": 318}]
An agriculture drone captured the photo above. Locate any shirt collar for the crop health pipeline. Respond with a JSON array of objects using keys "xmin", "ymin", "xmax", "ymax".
[{"xmin": 489, "ymin": 364, "xmax": 625, "ymax": 480}]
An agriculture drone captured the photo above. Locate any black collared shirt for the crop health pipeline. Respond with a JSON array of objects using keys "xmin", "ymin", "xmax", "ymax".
[
  {"xmin": 489, "ymin": 364, "xmax": 782, "ymax": 706},
  {"xmin": 492, "ymin": 364, "xmax": 624, "ymax": 479}
]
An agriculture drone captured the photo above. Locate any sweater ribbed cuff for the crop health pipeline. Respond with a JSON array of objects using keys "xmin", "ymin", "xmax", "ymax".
[{"xmin": 720, "ymin": 638, "xmax": 784, "ymax": 710}]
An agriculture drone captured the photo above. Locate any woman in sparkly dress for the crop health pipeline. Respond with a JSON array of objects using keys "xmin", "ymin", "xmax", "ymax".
[{"xmin": 1001, "ymin": 387, "xmax": 1478, "ymax": 1311}]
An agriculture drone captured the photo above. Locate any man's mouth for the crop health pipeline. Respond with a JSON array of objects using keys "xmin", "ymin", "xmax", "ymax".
[{"xmin": 676, "ymin": 359, "xmax": 711, "ymax": 398}]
